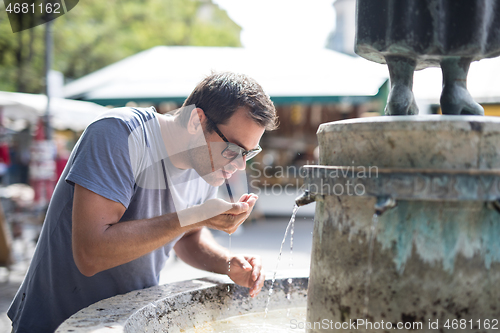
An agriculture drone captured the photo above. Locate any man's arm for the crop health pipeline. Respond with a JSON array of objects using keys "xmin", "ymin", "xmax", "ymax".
[
  {"xmin": 173, "ymin": 194, "xmax": 265, "ymax": 297},
  {"xmin": 173, "ymin": 227, "xmax": 231, "ymax": 275},
  {"xmin": 72, "ymin": 184, "xmax": 249, "ymax": 277}
]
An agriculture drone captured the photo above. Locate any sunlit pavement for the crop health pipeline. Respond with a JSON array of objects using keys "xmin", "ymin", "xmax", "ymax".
[{"xmin": 0, "ymin": 216, "xmax": 314, "ymax": 333}]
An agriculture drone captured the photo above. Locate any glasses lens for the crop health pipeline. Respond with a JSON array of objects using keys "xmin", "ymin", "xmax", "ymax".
[
  {"xmin": 222, "ymin": 143, "xmax": 242, "ymax": 160},
  {"xmin": 222, "ymin": 144, "xmax": 262, "ymax": 161}
]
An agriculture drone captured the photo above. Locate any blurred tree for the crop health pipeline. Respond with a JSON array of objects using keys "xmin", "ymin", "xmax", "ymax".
[{"xmin": 0, "ymin": 0, "xmax": 241, "ymax": 93}]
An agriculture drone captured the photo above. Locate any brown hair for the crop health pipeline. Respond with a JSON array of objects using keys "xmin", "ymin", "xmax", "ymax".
[{"xmin": 177, "ymin": 72, "xmax": 278, "ymax": 133}]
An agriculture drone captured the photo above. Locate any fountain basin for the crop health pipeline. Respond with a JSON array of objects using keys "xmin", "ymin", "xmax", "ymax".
[{"xmin": 56, "ymin": 274, "xmax": 308, "ymax": 332}]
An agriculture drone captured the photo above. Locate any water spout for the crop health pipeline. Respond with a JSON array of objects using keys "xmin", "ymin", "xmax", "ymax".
[
  {"xmin": 295, "ymin": 190, "xmax": 316, "ymax": 207},
  {"xmin": 489, "ymin": 199, "xmax": 500, "ymax": 214},
  {"xmin": 374, "ymin": 196, "xmax": 396, "ymax": 216}
]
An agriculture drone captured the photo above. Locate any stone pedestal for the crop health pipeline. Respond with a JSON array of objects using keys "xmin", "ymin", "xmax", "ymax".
[{"xmin": 306, "ymin": 116, "xmax": 500, "ymax": 332}]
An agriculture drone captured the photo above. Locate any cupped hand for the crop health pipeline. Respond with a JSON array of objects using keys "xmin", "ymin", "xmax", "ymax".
[
  {"xmin": 227, "ymin": 255, "xmax": 265, "ymax": 298},
  {"xmin": 202, "ymin": 193, "xmax": 258, "ymax": 234}
]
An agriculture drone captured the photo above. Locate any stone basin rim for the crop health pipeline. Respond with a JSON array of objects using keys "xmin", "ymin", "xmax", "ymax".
[
  {"xmin": 319, "ymin": 114, "xmax": 500, "ymax": 125},
  {"xmin": 56, "ymin": 273, "xmax": 309, "ymax": 333}
]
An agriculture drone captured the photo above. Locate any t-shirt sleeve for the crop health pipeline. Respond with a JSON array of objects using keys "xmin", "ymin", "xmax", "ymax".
[{"xmin": 66, "ymin": 117, "xmax": 136, "ymax": 208}]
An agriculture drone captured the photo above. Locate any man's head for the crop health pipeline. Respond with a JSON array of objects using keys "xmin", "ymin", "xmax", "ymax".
[
  {"xmin": 177, "ymin": 72, "xmax": 278, "ymax": 133},
  {"xmin": 176, "ymin": 72, "xmax": 278, "ymax": 186}
]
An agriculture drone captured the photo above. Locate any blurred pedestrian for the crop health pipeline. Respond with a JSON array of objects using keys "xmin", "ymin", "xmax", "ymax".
[{"xmin": 0, "ymin": 142, "xmax": 11, "ymax": 184}]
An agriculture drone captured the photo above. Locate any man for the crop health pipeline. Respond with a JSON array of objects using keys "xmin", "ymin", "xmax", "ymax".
[{"xmin": 8, "ymin": 72, "xmax": 278, "ymax": 332}]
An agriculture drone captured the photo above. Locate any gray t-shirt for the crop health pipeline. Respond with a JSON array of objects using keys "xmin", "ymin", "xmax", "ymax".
[{"xmin": 8, "ymin": 107, "xmax": 216, "ymax": 333}]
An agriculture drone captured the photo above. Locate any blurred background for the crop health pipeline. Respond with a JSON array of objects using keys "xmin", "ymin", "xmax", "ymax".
[{"xmin": 1, "ymin": 0, "xmax": 500, "ymax": 331}]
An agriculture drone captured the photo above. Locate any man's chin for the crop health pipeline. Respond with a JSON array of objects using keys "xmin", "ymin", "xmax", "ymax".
[{"xmin": 201, "ymin": 174, "xmax": 226, "ymax": 187}]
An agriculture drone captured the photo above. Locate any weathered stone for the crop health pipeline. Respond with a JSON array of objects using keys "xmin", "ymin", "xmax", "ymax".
[{"xmin": 306, "ymin": 116, "xmax": 500, "ymax": 332}]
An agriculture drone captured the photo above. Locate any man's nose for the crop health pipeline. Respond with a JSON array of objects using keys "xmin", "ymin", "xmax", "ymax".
[{"xmin": 230, "ymin": 155, "xmax": 246, "ymax": 170}]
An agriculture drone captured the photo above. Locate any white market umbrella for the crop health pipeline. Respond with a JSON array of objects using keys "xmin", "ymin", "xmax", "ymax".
[{"xmin": 0, "ymin": 91, "xmax": 108, "ymax": 131}]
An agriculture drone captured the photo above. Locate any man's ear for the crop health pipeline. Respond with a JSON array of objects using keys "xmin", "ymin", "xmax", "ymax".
[{"xmin": 187, "ymin": 108, "xmax": 205, "ymax": 134}]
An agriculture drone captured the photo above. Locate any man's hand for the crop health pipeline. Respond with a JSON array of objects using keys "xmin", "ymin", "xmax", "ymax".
[
  {"xmin": 174, "ymin": 193, "xmax": 264, "ymax": 297},
  {"xmin": 201, "ymin": 193, "xmax": 258, "ymax": 234},
  {"xmin": 227, "ymin": 255, "xmax": 265, "ymax": 298}
]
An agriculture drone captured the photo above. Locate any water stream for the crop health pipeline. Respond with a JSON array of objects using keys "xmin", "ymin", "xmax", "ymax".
[
  {"xmin": 363, "ymin": 213, "xmax": 379, "ymax": 318},
  {"xmin": 289, "ymin": 214, "xmax": 295, "ymax": 271},
  {"xmin": 286, "ymin": 213, "xmax": 295, "ymax": 317},
  {"xmin": 228, "ymin": 234, "xmax": 232, "ymax": 273},
  {"xmin": 264, "ymin": 204, "xmax": 299, "ymax": 317},
  {"xmin": 227, "ymin": 233, "xmax": 232, "ymax": 293},
  {"xmin": 226, "ymin": 180, "xmax": 234, "ymax": 291}
]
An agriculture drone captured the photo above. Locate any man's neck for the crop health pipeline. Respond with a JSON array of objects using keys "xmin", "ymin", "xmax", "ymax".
[{"xmin": 157, "ymin": 114, "xmax": 192, "ymax": 170}]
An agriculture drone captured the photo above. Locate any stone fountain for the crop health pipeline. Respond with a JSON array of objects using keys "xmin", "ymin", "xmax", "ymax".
[
  {"xmin": 304, "ymin": 116, "xmax": 500, "ymax": 332},
  {"xmin": 304, "ymin": 1, "xmax": 500, "ymax": 332}
]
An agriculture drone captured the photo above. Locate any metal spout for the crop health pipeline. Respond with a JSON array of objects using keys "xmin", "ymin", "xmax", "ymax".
[
  {"xmin": 495, "ymin": 200, "xmax": 500, "ymax": 214},
  {"xmin": 375, "ymin": 196, "xmax": 397, "ymax": 216},
  {"xmin": 295, "ymin": 190, "xmax": 316, "ymax": 207},
  {"xmin": 488, "ymin": 199, "xmax": 500, "ymax": 214}
]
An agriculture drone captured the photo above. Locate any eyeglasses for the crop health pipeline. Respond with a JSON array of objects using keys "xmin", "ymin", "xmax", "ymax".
[{"xmin": 204, "ymin": 115, "xmax": 262, "ymax": 161}]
